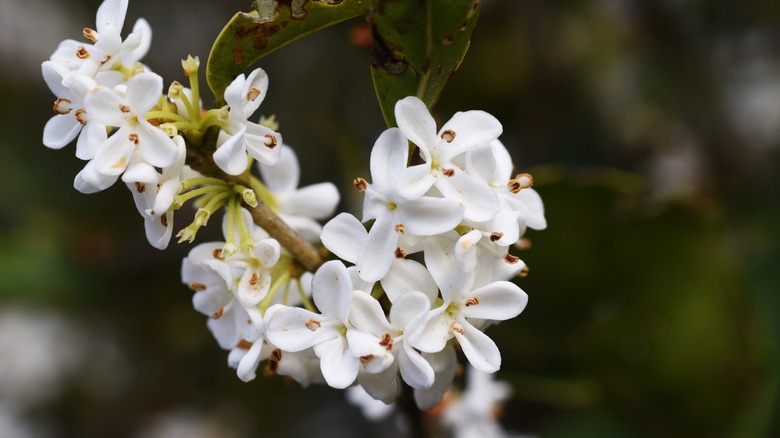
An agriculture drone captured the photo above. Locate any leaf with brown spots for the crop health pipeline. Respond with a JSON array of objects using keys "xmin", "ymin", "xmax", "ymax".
[{"xmin": 207, "ymin": 0, "xmax": 369, "ymax": 105}]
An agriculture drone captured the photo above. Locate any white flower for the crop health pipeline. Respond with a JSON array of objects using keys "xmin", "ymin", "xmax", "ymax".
[
  {"xmin": 346, "ymin": 385, "xmax": 394, "ymax": 421},
  {"xmin": 181, "ymin": 242, "xmax": 257, "ymax": 350},
  {"xmin": 265, "ymin": 261, "xmax": 363, "ymax": 389},
  {"xmin": 464, "ymin": 140, "xmax": 546, "ymax": 246},
  {"xmin": 123, "ymin": 136, "xmax": 194, "ymax": 249},
  {"xmin": 77, "ymin": 72, "xmax": 178, "ymax": 192},
  {"xmin": 407, "ymin": 237, "xmax": 528, "ymax": 373},
  {"xmin": 257, "ymin": 145, "xmax": 340, "ymax": 242},
  {"xmin": 48, "ymin": 0, "xmax": 151, "ymax": 78},
  {"xmin": 213, "ymin": 68, "xmax": 282, "ymax": 175},
  {"xmin": 394, "ymin": 96, "xmax": 502, "ymax": 222},
  {"xmin": 41, "ymin": 63, "xmax": 106, "ymax": 159},
  {"xmin": 355, "ymin": 127, "xmax": 464, "ymax": 282}
]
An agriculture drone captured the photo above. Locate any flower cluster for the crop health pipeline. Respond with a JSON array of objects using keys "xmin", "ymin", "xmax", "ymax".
[
  {"xmin": 42, "ymin": 0, "xmax": 546, "ymax": 414},
  {"xmin": 42, "ymin": 0, "xmax": 285, "ymax": 250}
]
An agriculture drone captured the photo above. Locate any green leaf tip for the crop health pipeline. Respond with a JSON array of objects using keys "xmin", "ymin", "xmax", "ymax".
[{"xmin": 369, "ymin": 0, "xmax": 481, "ymax": 127}]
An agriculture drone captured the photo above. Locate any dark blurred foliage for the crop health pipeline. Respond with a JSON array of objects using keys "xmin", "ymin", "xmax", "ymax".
[{"xmin": 1, "ymin": 0, "xmax": 779, "ymax": 436}]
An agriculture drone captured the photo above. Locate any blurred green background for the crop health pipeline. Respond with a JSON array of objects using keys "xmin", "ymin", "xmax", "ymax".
[{"xmin": 1, "ymin": 0, "xmax": 779, "ymax": 436}]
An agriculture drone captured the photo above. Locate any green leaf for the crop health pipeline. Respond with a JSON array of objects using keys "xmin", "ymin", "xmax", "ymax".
[
  {"xmin": 369, "ymin": 0, "xmax": 480, "ymax": 126},
  {"xmin": 207, "ymin": 0, "xmax": 369, "ymax": 105}
]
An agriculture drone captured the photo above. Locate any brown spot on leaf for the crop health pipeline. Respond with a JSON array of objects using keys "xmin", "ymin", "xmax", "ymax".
[{"xmin": 441, "ymin": 34, "xmax": 454, "ymax": 46}]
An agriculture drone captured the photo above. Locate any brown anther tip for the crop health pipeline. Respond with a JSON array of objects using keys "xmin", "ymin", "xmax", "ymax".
[
  {"xmin": 394, "ymin": 246, "xmax": 407, "ymax": 259},
  {"xmin": 465, "ymin": 297, "xmax": 480, "ymax": 307},
  {"xmin": 134, "ymin": 182, "xmax": 146, "ymax": 193},
  {"xmin": 212, "ymin": 249, "xmax": 224, "ymax": 260},
  {"xmin": 359, "ymin": 354, "xmax": 375, "ymax": 364},
  {"xmin": 189, "ymin": 282, "xmax": 207, "ymax": 292},
  {"xmin": 236, "ymin": 339, "xmax": 254, "ymax": 349},
  {"xmin": 128, "ymin": 133, "xmax": 139, "ymax": 145},
  {"xmin": 507, "ymin": 180, "xmax": 522, "ymax": 194},
  {"xmin": 440, "ymin": 129, "xmax": 456, "ymax": 143},
  {"xmin": 518, "ymin": 265, "xmax": 530, "ymax": 277},
  {"xmin": 489, "ymin": 232, "xmax": 504, "ymax": 242},
  {"xmin": 160, "ymin": 213, "xmax": 169, "ymax": 228},
  {"xmin": 212, "ymin": 307, "xmax": 224, "ymax": 319},
  {"xmin": 394, "ymin": 224, "xmax": 406, "ymax": 234},
  {"xmin": 516, "ymin": 173, "xmax": 534, "ymax": 189},
  {"xmin": 504, "ymin": 253, "xmax": 520, "ymax": 264},
  {"xmin": 441, "ymin": 168, "xmax": 455, "ymax": 177},
  {"xmin": 75, "ymin": 109, "xmax": 88, "ymax": 125},
  {"xmin": 379, "ymin": 333, "xmax": 394, "ymax": 351},
  {"xmin": 76, "ymin": 46, "xmax": 90, "ymax": 59},
  {"xmin": 53, "ymin": 98, "xmax": 72, "ymax": 115},
  {"xmin": 246, "ymin": 87, "xmax": 262, "ymax": 101},
  {"xmin": 305, "ymin": 319, "xmax": 321, "ymax": 331},
  {"xmin": 353, "ymin": 177, "xmax": 368, "ymax": 192},
  {"xmin": 83, "ymin": 28, "xmax": 98, "ymax": 43},
  {"xmin": 263, "ymin": 134, "xmax": 278, "ymax": 148},
  {"xmin": 248, "ymin": 272, "xmax": 259, "ymax": 286},
  {"xmin": 119, "ymin": 103, "xmax": 131, "ymax": 113}
]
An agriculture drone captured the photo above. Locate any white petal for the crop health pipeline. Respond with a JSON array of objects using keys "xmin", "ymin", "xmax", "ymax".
[
  {"xmin": 389, "ymin": 290, "xmax": 431, "ymax": 329},
  {"xmin": 346, "ymin": 330, "xmax": 393, "ymax": 374},
  {"xmin": 265, "ymin": 305, "xmax": 338, "ymax": 352},
  {"xmin": 381, "ymin": 260, "xmax": 438, "ymax": 304},
  {"xmin": 224, "ymin": 73, "xmax": 246, "ymax": 111},
  {"xmin": 453, "ymin": 319, "xmax": 501, "ymax": 373},
  {"xmin": 259, "ymin": 144, "xmax": 298, "ymax": 194},
  {"xmin": 461, "ymin": 281, "xmax": 528, "ymax": 321},
  {"xmin": 349, "ymin": 292, "xmax": 391, "ymax": 335},
  {"xmin": 125, "ymin": 73, "xmax": 162, "ymax": 114},
  {"xmin": 398, "ymin": 343, "xmax": 435, "ymax": 389},
  {"xmin": 320, "ymin": 213, "xmax": 366, "ymax": 263},
  {"xmin": 370, "ymin": 128, "xmax": 408, "ymax": 190},
  {"xmin": 245, "ymin": 123, "xmax": 282, "ymax": 165},
  {"xmin": 312, "ymin": 260, "xmax": 353, "ymax": 322},
  {"xmin": 237, "ymin": 340, "xmax": 265, "ymax": 382},
  {"xmin": 123, "ymin": 18, "xmax": 152, "ymax": 64},
  {"xmin": 397, "ymin": 195, "xmax": 463, "ymax": 236},
  {"xmin": 96, "ymin": 0, "xmax": 128, "ymax": 35},
  {"xmin": 213, "ymin": 125, "xmax": 248, "ymax": 175},
  {"xmin": 438, "ymin": 110, "xmax": 502, "ymax": 162},
  {"xmin": 435, "ymin": 168, "xmax": 499, "ymax": 222},
  {"xmin": 281, "ymin": 183, "xmax": 340, "ymax": 219},
  {"xmin": 399, "ymin": 163, "xmax": 435, "ymax": 199},
  {"xmin": 356, "ymin": 213, "xmax": 398, "ymax": 283},
  {"xmin": 43, "ymin": 115, "xmax": 81, "ymax": 149},
  {"xmin": 237, "ymin": 265, "xmax": 271, "ymax": 306},
  {"xmin": 76, "ymin": 122, "xmax": 107, "ymax": 160},
  {"xmin": 241, "ymin": 68, "xmax": 269, "ymax": 117},
  {"xmin": 41, "ymin": 61, "xmax": 71, "ymax": 97},
  {"xmin": 407, "ymin": 307, "xmax": 451, "ymax": 353},
  {"xmin": 85, "ymin": 86, "xmax": 125, "ymax": 127},
  {"xmin": 424, "ymin": 236, "xmax": 474, "ymax": 303},
  {"xmin": 314, "ymin": 337, "xmax": 359, "ymax": 389},
  {"xmin": 143, "ymin": 212, "xmax": 173, "ymax": 249},
  {"xmin": 454, "ymin": 230, "xmax": 481, "ymax": 272},
  {"xmin": 394, "ymin": 96, "xmax": 437, "ymax": 157}
]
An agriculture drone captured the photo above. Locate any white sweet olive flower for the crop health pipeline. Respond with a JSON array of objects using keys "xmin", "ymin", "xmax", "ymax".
[
  {"xmin": 48, "ymin": 0, "xmax": 151, "ymax": 79},
  {"xmin": 464, "ymin": 139, "xmax": 546, "ymax": 246},
  {"xmin": 77, "ymin": 72, "xmax": 178, "ymax": 193},
  {"xmin": 394, "ymin": 96, "xmax": 502, "ymax": 222},
  {"xmin": 213, "ymin": 68, "xmax": 282, "ymax": 175},
  {"xmin": 181, "ymin": 242, "xmax": 259, "ymax": 351},
  {"xmin": 406, "ymin": 237, "xmax": 529, "ymax": 373},
  {"xmin": 353, "ymin": 127, "xmax": 464, "ymax": 282},
  {"xmin": 41, "ymin": 63, "xmax": 108, "ymax": 159},
  {"xmin": 257, "ymin": 145, "xmax": 340, "ymax": 242},
  {"xmin": 122, "ymin": 136, "xmax": 197, "ymax": 249},
  {"xmin": 266, "ymin": 260, "xmax": 368, "ymax": 389}
]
